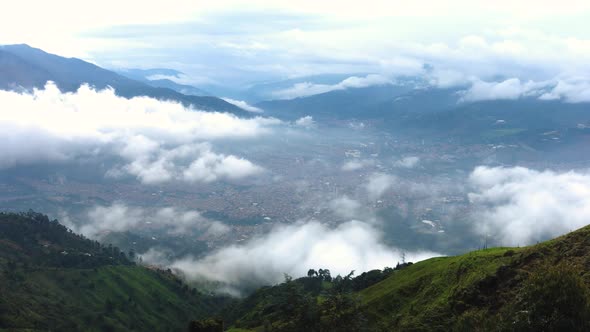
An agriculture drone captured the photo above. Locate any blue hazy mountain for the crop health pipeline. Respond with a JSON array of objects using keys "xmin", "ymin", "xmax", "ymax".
[
  {"xmin": 243, "ymin": 74, "xmax": 366, "ymax": 102},
  {"xmin": 0, "ymin": 44, "xmax": 246, "ymax": 115},
  {"xmin": 256, "ymin": 80, "xmax": 449, "ymax": 120},
  {"xmin": 258, "ymin": 83, "xmax": 590, "ymax": 143},
  {"xmin": 116, "ymin": 68, "xmax": 212, "ymax": 96}
]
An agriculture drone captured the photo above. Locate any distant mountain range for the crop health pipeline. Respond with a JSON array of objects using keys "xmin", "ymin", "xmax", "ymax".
[
  {"xmin": 258, "ymin": 81, "xmax": 590, "ymax": 145},
  {"xmin": 0, "ymin": 44, "xmax": 247, "ymax": 116},
  {"xmin": 2, "ymin": 44, "xmax": 589, "ymax": 144},
  {"xmin": 243, "ymin": 73, "xmax": 367, "ymax": 102}
]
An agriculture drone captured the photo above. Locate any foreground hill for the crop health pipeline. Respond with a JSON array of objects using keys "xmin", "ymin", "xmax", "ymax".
[
  {"xmin": 0, "ymin": 212, "xmax": 230, "ymax": 331},
  {"xmin": 3, "ymin": 210, "xmax": 590, "ymax": 331},
  {"xmin": 228, "ymin": 225, "xmax": 590, "ymax": 331},
  {"xmin": 0, "ymin": 44, "xmax": 245, "ymax": 115}
]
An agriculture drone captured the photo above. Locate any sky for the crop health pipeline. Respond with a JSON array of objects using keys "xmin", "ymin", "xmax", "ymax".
[{"xmin": 1, "ymin": 0, "xmax": 589, "ymax": 89}]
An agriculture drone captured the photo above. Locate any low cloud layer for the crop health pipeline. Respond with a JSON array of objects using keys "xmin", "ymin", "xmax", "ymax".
[
  {"xmin": 328, "ymin": 196, "xmax": 363, "ymax": 219},
  {"xmin": 107, "ymin": 141, "xmax": 263, "ymax": 184},
  {"xmin": 459, "ymin": 78, "xmax": 590, "ymax": 103},
  {"xmin": 272, "ymin": 74, "xmax": 391, "ymax": 100},
  {"xmin": 539, "ymin": 79, "xmax": 590, "ymax": 103},
  {"xmin": 0, "ymin": 83, "xmax": 280, "ymax": 183},
  {"xmin": 168, "ymin": 219, "xmax": 438, "ymax": 295},
  {"xmin": 395, "ymin": 156, "xmax": 420, "ymax": 168},
  {"xmin": 366, "ymin": 173, "xmax": 396, "ymax": 200},
  {"xmin": 63, "ymin": 203, "xmax": 229, "ymax": 239},
  {"xmin": 221, "ymin": 97, "xmax": 264, "ymax": 113},
  {"xmin": 342, "ymin": 159, "xmax": 375, "ymax": 171},
  {"xmin": 468, "ymin": 166, "xmax": 590, "ymax": 246},
  {"xmin": 294, "ymin": 115, "xmax": 316, "ymax": 128}
]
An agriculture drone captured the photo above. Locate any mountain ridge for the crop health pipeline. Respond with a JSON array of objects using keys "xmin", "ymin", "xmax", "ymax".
[{"xmin": 0, "ymin": 44, "xmax": 247, "ymax": 116}]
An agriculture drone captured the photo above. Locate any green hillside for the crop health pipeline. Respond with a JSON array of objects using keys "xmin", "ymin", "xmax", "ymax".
[
  {"xmin": 3, "ymin": 211, "xmax": 590, "ymax": 331},
  {"xmin": 228, "ymin": 226, "xmax": 590, "ymax": 331},
  {"xmin": 360, "ymin": 226, "xmax": 590, "ymax": 331},
  {"xmin": 0, "ymin": 212, "xmax": 230, "ymax": 332}
]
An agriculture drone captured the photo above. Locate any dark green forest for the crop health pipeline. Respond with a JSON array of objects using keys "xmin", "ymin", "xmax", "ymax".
[{"xmin": 0, "ymin": 212, "xmax": 231, "ymax": 331}]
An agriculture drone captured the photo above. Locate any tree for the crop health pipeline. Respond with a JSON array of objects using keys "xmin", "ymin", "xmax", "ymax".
[
  {"xmin": 323, "ymin": 269, "xmax": 332, "ymax": 282},
  {"xmin": 307, "ymin": 269, "xmax": 317, "ymax": 278},
  {"xmin": 277, "ymin": 276, "xmax": 318, "ymax": 331},
  {"xmin": 104, "ymin": 298, "xmax": 115, "ymax": 313},
  {"xmin": 128, "ymin": 249, "xmax": 136, "ymax": 261},
  {"xmin": 187, "ymin": 319, "xmax": 223, "ymax": 332},
  {"xmin": 318, "ymin": 269, "xmax": 331, "ymax": 282},
  {"xmin": 319, "ymin": 292, "xmax": 366, "ymax": 332}
]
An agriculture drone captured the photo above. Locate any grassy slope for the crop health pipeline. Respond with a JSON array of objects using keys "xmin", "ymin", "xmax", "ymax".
[
  {"xmin": 360, "ymin": 225, "xmax": 590, "ymax": 331},
  {"xmin": 228, "ymin": 225, "xmax": 590, "ymax": 331},
  {"xmin": 360, "ymin": 248, "xmax": 520, "ymax": 331}
]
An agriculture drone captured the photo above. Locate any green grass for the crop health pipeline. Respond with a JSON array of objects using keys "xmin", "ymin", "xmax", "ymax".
[
  {"xmin": 356, "ymin": 225, "xmax": 590, "ymax": 331},
  {"xmin": 359, "ymin": 247, "xmax": 521, "ymax": 330}
]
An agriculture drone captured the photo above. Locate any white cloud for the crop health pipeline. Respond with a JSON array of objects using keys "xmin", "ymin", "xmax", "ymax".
[
  {"xmin": 272, "ymin": 74, "xmax": 391, "ymax": 100},
  {"xmin": 168, "ymin": 219, "xmax": 438, "ymax": 295},
  {"xmin": 339, "ymin": 74, "xmax": 392, "ymax": 88},
  {"xmin": 0, "ymin": 82, "xmax": 278, "ymax": 140},
  {"xmin": 182, "ymin": 146, "xmax": 263, "ymax": 183},
  {"xmin": 328, "ymin": 196, "xmax": 362, "ymax": 219},
  {"xmin": 427, "ymin": 69, "xmax": 470, "ymax": 88},
  {"xmin": 468, "ymin": 166, "xmax": 590, "ymax": 246},
  {"xmin": 0, "ymin": 83, "xmax": 278, "ymax": 183},
  {"xmin": 111, "ymin": 142, "xmax": 264, "ymax": 184},
  {"xmin": 539, "ymin": 79, "xmax": 590, "ymax": 103},
  {"xmin": 294, "ymin": 115, "xmax": 316, "ymax": 128},
  {"xmin": 395, "ymin": 156, "xmax": 420, "ymax": 168},
  {"xmin": 221, "ymin": 98, "xmax": 264, "ymax": 113},
  {"xmin": 64, "ymin": 203, "xmax": 230, "ymax": 239},
  {"xmin": 366, "ymin": 172, "xmax": 396, "ymax": 200},
  {"xmin": 460, "ymin": 78, "xmax": 528, "ymax": 102},
  {"xmin": 455, "ymin": 77, "xmax": 590, "ymax": 103},
  {"xmin": 274, "ymin": 82, "xmax": 334, "ymax": 99},
  {"xmin": 341, "ymin": 159, "xmax": 375, "ymax": 171}
]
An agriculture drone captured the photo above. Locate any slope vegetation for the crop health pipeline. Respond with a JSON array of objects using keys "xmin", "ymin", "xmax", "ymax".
[
  {"xmin": 0, "ymin": 212, "xmax": 229, "ymax": 332},
  {"xmin": 229, "ymin": 225, "xmax": 590, "ymax": 331}
]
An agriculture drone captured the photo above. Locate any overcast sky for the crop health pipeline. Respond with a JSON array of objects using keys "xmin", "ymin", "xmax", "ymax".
[{"xmin": 2, "ymin": 0, "xmax": 589, "ymax": 87}]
